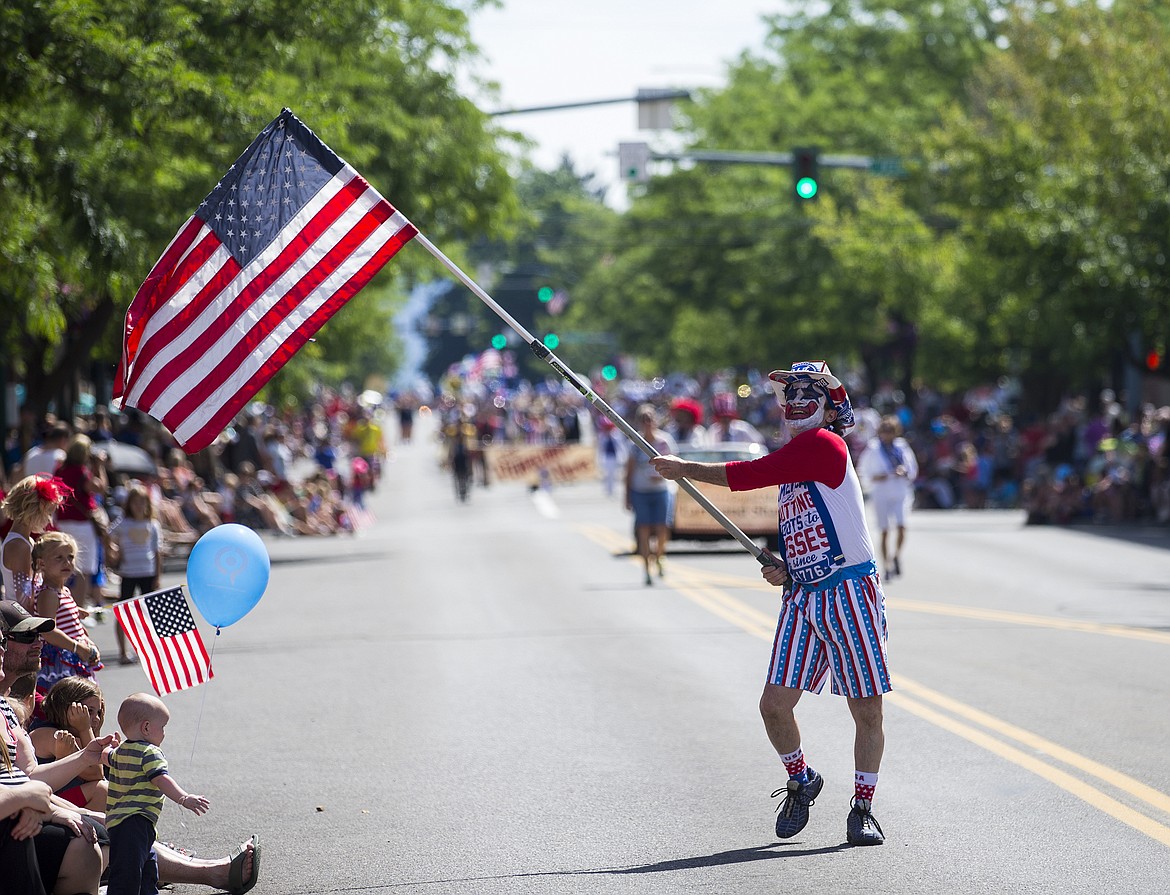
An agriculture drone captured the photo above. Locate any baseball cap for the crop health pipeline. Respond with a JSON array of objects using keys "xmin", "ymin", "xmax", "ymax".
[
  {"xmin": 0, "ymin": 600, "xmax": 55, "ymax": 637},
  {"xmin": 669, "ymin": 397, "xmax": 704, "ymax": 424}
]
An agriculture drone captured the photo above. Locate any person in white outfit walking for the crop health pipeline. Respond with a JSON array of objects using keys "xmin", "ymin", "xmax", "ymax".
[{"xmin": 858, "ymin": 416, "xmax": 918, "ymax": 579}]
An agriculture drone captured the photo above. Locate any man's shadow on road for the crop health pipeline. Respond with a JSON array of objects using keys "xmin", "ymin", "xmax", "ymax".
[
  {"xmin": 317, "ymin": 842, "xmax": 855, "ymax": 891},
  {"xmin": 593, "ymin": 841, "xmax": 851, "ymax": 874}
]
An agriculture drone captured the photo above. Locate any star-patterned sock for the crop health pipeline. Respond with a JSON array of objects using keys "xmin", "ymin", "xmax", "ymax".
[
  {"xmin": 854, "ymin": 771, "xmax": 878, "ymax": 804},
  {"xmin": 781, "ymin": 748, "xmax": 809, "ymax": 784}
]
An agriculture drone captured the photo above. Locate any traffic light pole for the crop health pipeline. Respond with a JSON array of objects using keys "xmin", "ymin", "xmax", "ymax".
[
  {"xmin": 619, "ymin": 143, "xmax": 895, "ymax": 191},
  {"xmin": 488, "ymin": 88, "xmax": 692, "ymax": 117},
  {"xmin": 646, "ymin": 149, "xmax": 874, "ymax": 170},
  {"xmin": 412, "ymin": 231, "xmax": 781, "ymax": 568}
]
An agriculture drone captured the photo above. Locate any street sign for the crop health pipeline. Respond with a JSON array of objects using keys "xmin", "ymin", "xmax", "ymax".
[{"xmin": 636, "ymin": 88, "xmax": 689, "ymax": 130}]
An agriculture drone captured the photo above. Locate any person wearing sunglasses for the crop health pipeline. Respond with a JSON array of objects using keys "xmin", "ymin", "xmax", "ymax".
[
  {"xmin": 651, "ymin": 360, "xmax": 889, "ymax": 847},
  {"xmin": 0, "ymin": 601, "xmax": 261, "ymax": 894}
]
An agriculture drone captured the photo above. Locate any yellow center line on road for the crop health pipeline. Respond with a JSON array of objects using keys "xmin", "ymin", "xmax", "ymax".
[
  {"xmin": 669, "ymin": 579, "xmax": 777, "ymax": 640},
  {"xmin": 891, "ymin": 676, "xmax": 1170, "ymax": 816},
  {"xmin": 886, "ymin": 599, "xmax": 1170, "ymax": 646},
  {"xmin": 884, "ymin": 691, "xmax": 1170, "ymax": 847},
  {"xmin": 575, "ymin": 523, "xmax": 1170, "ymax": 847},
  {"xmin": 671, "ymin": 563, "xmax": 1170, "ymax": 647}
]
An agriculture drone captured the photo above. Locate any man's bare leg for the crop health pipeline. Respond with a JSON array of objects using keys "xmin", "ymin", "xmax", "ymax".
[
  {"xmin": 846, "ymin": 694, "xmax": 885, "ymax": 774},
  {"xmin": 761, "ymin": 683, "xmax": 824, "ymax": 839},
  {"xmin": 54, "ymin": 834, "xmax": 102, "ymax": 895},
  {"xmin": 759, "ymin": 683, "xmax": 803, "ymax": 756}
]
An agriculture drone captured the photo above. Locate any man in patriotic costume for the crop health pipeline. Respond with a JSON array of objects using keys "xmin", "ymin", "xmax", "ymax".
[{"xmin": 651, "ymin": 361, "xmax": 889, "ymax": 846}]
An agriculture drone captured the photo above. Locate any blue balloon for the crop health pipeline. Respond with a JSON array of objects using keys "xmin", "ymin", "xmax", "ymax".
[{"xmin": 186, "ymin": 524, "xmax": 270, "ymax": 628}]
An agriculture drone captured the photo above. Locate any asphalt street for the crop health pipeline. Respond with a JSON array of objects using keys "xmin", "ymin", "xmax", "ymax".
[{"xmin": 89, "ymin": 415, "xmax": 1170, "ymax": 894}]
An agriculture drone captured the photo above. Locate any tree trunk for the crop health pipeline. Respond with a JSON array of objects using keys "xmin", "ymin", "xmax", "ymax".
[{"xmin": 21, "ymin": 292, "xmax": 118, "ymax": 423}]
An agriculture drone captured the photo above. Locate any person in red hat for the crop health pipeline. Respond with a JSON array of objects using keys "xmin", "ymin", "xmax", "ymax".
[
  {"xmin": 651, "ymin": 360, "xmax": 889, "ymax": 847},
  {"xmin": 666, "ymin": 398, "xmax": 708, "ymax": 448}
]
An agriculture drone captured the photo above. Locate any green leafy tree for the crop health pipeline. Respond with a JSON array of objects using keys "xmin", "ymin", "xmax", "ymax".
[
  {"xmin": 0, "ymin": 0, "xmax": 517, "ymax": 428},
  {"xmin": 563, "ymin": 0, "xmax": 1170, "ymax": 414},
  {"xmin": 918, "ymin": 0, "xmax": 1170, "ymax": 409},
  {"xmin": 569, "ymin": 1, "xmax": 1003, "ymax": 388}
]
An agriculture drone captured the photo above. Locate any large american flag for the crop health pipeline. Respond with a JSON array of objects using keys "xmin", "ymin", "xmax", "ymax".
[
  {"xmin": 114, "ymin": 109, "xmax": 418, "ymax": 452},
  {"xmin": 113, "ymin": 587, "xmax": 213, "ymax": 696}
]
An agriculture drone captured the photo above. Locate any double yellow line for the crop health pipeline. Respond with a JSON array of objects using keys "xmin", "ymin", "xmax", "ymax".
[{"xmin": 576, "ymin": 524, "xmax": 1170, "ymax": 848}]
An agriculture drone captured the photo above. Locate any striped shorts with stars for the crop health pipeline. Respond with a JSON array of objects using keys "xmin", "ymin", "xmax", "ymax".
[{"xmin": 766, "ymin": 561, "xmax": 892, "ymax": 698}]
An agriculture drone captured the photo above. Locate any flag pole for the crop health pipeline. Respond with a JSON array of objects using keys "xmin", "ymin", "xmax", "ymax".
[{"xmin": 413, "ymin": 232, "xmax": 779, "ymax": 567}]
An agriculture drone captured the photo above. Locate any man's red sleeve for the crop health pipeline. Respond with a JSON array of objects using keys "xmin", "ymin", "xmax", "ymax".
[{"xmin": 725, "ymin": 429, "xmax": 848, "ymax": 491}]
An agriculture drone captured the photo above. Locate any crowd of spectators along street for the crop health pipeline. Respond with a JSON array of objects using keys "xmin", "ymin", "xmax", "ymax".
[
  {"xmin": 434, "ymin": 368, "xmax": 1170, "ymax": 527},
  {"xmin": 1, "ymin": 386, "xmax": 397, "ymax": 573},
  {"xmin": 4, "ymin": 367, "xmax": 1170, "ymax": 553}
]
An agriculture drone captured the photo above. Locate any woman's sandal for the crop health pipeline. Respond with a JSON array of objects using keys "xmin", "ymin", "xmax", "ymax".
[{"xmin": 227, "ymin": 834, "xmax": 261, "ymax": 895}]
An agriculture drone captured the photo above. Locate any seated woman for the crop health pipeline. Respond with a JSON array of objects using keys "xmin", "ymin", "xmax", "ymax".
[
  {"xmin": 0, "ymin": 635, "xmax": 262, "ymax": 893},
  {"xmin": 27, "ymin": 675, "xmax": 109, "ymax": 812}
]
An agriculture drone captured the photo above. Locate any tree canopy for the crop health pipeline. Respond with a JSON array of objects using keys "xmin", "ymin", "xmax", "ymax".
[
  {"xmin": 0, "ymin": 0, "xmax": 519, "ymax": 418},
  {"xmin": 7, "ymin": 0, "xmax": 1168, "ymax": 425},
  {"xmin": 536, "ymin": 0, "xmax": 1170, "ymax": 413}
]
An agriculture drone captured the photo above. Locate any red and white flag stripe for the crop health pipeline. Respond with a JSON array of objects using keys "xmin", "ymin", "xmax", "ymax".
[{"xmin": 118, "ymin": 164, "xmax": 415, "ymax": 452}]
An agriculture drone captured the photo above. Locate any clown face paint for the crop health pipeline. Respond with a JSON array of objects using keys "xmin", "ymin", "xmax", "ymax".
[{"xmin": 779, "ymin": 379, "xmax": 829, "ymax": 434}]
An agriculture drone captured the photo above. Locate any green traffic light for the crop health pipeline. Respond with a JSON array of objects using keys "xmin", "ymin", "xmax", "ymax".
[
  {"xmin": 543, "ymin": 333, "xmax": 560, "ymax": 350},
  {"xmin": 601, "ymin": 364, "xmax": 618, "ymax": 381},
  {"xmin": 795, "ymin": 177, "xmax": 818, "ymax": 199},
  {"xmin": 537, "ymin": 286, "xmax": 555, "ymax": 303},
  {"xmin": 490, "ymin": 333, "xmax": 507, "ymax": 349}
]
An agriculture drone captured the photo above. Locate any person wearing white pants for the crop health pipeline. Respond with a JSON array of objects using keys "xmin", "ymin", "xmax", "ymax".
[{"xmin": 858, "ymin": 416, "xmax": 918, "ymax": 579}]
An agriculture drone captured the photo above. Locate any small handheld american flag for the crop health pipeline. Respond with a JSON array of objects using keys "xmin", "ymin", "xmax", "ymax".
[{"xmin": 113, "ymin": 587, "xmax": 213, "ymax": 696}]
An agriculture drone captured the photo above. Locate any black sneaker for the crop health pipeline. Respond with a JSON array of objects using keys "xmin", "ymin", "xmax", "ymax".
[
  {"xmin": 772, "ymin": 769, "xmax": 824, "ymax": 839},
  {"xmin": 846, "ymin": 797, "xmax": 885, "ymax": 846}
]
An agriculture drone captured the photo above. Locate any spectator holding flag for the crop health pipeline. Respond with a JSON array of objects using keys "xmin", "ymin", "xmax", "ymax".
[{"xmin": 0, "ymin": 601, "xmax": 259, "ymax": 894}]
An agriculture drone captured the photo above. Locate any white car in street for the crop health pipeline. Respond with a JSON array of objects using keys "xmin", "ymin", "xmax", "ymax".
[{"xmin": 669, "ymin": 442, "xmax": 780, "ymax": 550}]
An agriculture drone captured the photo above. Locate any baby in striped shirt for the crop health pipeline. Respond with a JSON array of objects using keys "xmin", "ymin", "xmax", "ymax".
[{"xmin": 106, "ymin": 693, "xmax": 209, "ymax": 895}]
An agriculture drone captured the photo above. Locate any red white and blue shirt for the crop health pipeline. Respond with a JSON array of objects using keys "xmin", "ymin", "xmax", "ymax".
[{"xmin": 726, "ymin": 428, "xmax": 876, "ymax": 585}]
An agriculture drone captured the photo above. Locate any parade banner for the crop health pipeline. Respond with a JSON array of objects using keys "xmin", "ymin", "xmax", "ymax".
[{"xmin": 485, "ymin": 444, "xmax": 598, "ymax": 484}]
